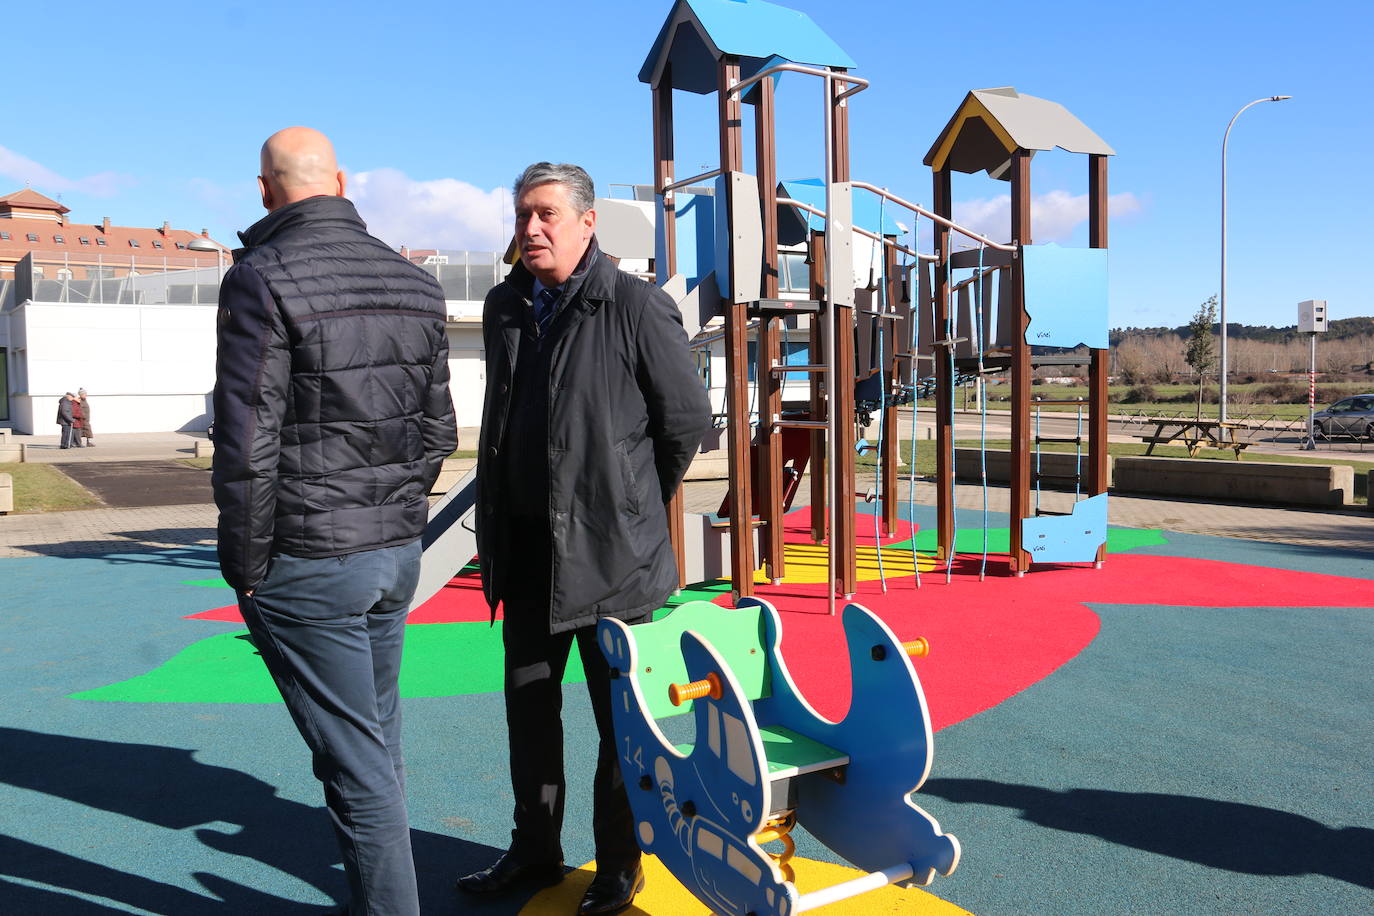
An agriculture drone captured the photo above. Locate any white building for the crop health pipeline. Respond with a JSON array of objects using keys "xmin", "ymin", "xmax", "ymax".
[{"xmin": 2, "ymin": 188, "xmax": 890, "ymax": 436}]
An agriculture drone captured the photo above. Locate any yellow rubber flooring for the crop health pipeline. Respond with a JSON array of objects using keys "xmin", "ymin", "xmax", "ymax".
[{"xmin": 519, "ymin": 854, "xmax": 975, "ymax": 915}]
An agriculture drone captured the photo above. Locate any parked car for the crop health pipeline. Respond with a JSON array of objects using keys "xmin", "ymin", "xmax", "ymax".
[{"xmin": 1312, "ymin": 394, "xmax": 1374, "ymax": 439}]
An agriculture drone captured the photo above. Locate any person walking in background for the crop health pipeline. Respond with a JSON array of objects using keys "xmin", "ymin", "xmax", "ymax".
[
  {"xmin": 77, "ymin": 389, "xmax": 94, "ymax": 446},
  {"xmin": 458, "ymin": 162, "xmax": 709, "ymax": 916},
  {"xmin": 56, "ymin": 392, "xmax": 82, "ymax": 449},
  {"xmin": 212, "ymin": 126, "xmax": 457, "ymax": 916}
]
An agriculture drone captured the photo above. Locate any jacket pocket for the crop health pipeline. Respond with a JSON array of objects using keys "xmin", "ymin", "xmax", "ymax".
[{"xmin": 615, "ymin": 438, "xmax": 641, "ymax": 515}]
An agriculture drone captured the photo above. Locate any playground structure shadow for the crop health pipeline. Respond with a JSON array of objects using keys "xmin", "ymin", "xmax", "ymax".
[
  {"xmin": 11, "ymin": 538, "xmax": 220, "ymax": 569},
  {"xmin": 922, "ymin": 777, "xmax": 1374, "ymax": 890},
  {"xmin": 0, "ymin": 727, "xmax": 525, "ymax": 914}
]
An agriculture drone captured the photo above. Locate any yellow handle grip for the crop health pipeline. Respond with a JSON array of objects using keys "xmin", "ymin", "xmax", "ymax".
[
  {"xmin": 669, "ymin": 672, "xmax": 723, "ymax": 707},
  {"xmin": 903, "ymin": 638, "xmax": 930, "ymax": 658}
]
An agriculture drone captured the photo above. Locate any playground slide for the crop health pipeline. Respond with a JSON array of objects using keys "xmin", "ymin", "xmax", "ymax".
[{"xmin": 410, "ymin": 466, "xmax": 478, "ymax": 611}]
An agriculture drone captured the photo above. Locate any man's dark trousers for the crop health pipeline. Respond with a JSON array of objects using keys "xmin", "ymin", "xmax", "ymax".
[
  {"xmin": 238, "ymin": 541, "xmax": 422, "ymax": 916},
  {"xmin": 500, "ymin": 521, "xmax": 646, "ymax": 872}
]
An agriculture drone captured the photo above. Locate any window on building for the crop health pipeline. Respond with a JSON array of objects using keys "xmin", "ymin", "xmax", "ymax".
[
  {"xmin": 0, "ymin": 231, "xmax": 9, "ymax": 240},
  {"xmin": 746, "ymin": 340, "xmax": 811, "ymax": 382},
  {"xmin": 54, "ymin": 235, "xmax": 65, "ymax": 244},
  {"xmin": 779, "ymin": 251, "xmax": 810, "ymax": 292},
  {"xmin": 96, "ymin": 238, "xmax": 107, "ymax": 246},
  {"xmin": 56, "ymin": 268, "xmax": 73, "ymax": 281},
  {"xmin": 152, "ymin": 240, "xmax": 163, "ymax": 249},
  {"xmin": 79, "ymin": 237, "xmax": 91, "ymax": 245},
  {"xmin": 175, "ymin": 242, "xmax": 186, "ymax": 249},
  {"xmin": 0, "ymin": 348, "xmax": 8, "ymax": 421},
  {"xmin": 26, "ymin": 233, "xmax": 39, "ymax": 242},
  {"xmin": 128, "ymin": 239, "xmax": 140, "ymax": 248}
]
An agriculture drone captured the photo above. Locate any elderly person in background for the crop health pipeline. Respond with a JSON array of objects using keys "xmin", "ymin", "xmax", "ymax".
[
  {"xmin": 457, "ymin": 162, "xmax": 709, "ymax": 916},
  {"xmin": 77, "ymin": 389, "xmax": 94, "ymax": 446},
  {"xmin": 56, "ymin": 392, "xmax": 81, "ymax": 449}
]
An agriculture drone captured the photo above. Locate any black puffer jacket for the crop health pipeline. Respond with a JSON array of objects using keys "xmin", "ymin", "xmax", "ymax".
[
  {"xmin": 212, "ymin": 195, "xmax": 457, "ymax": 592},
  {"xmin": 477, "ymin": 242, "xmax": 710, "ymax": 633}
]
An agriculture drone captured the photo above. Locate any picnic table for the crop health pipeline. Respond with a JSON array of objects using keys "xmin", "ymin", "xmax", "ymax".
[{"xmin": 1136, "ymin": 419, "xmax": 1250, "ymax": 459}]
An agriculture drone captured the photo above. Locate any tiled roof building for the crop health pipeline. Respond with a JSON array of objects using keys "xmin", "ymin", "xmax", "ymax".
[{"xmin": 0, "ymin": 188, "xmax": 230, "ymax": 279}]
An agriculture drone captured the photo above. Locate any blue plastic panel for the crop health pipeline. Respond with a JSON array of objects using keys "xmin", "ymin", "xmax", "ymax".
[
  {"xmin": 658, "ymin": 191, "xmax": 718, "ymax": 291},
  {"xmin": 1021, "ymin": 492, "xmax": 1108, "ymax": 564},
  {"xmin": 1022, "ymin": 243, "xmax": 1108, "ymax": 349},
  {"xmin": 778, "ymin": 179, "xmax": 906, "ymax": 238}
]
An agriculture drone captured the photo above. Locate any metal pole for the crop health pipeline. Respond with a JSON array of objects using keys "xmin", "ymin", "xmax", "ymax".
[
  {"xmin": 1221, "ymin": 95, "xmax": 1291, "ymax": 424},
  {"xmin": 822, "ymin": 69, "xmax": 837, "ymax": 617},
  {"xmin": 1305, "ymin": 332, "xmax": 1317, "ymax": 449}
]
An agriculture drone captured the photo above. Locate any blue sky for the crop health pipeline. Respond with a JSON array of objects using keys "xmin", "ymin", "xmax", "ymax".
[{"xmin": 4, "ymin": 0, "xmax": 1369, "ymax": 329}]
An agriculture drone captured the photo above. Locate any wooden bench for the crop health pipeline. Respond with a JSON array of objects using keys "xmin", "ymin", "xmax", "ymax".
[
  {"xmin": 598, "ymin": 598, "xmax": 959, "ymax": 915},
  {"xmin": 1136, "ymin": 419, "xmax": 1250, "ymax": 459}
]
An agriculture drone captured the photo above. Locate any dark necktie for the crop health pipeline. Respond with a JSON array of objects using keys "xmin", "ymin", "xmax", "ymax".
[{"xmin": 535, "ymin": 287, "xmax": 560, "ymax": 336}]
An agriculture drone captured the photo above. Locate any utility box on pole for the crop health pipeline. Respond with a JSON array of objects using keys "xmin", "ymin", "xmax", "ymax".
[{"xmin": 1298, "ymin": 299, "xmax": 1328, "ymax": 333}]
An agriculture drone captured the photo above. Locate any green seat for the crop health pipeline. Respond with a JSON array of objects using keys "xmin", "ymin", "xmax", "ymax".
[{"xmin": 678, "ymin": 725, "xmax": 848, "ymax": 779}]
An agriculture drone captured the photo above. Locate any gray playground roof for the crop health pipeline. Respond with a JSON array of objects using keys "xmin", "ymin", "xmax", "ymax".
[
  {"xmin": 924, "ymin": 87, "xmax": 1114, "ymax": 180},
  {"xmin": 640, "ymin": 0, "xmax": 856, "ymax": 94}
]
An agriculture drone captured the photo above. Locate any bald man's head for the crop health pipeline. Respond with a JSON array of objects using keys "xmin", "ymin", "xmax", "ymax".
[{"xmin": 257, "ymin": 127, "xmax": 346, "ymax": 212}]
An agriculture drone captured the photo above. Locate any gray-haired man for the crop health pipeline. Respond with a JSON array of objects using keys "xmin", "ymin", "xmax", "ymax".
[{"xmin": 457, "ymin": 163, "xmax": 709, "ymax": 915}]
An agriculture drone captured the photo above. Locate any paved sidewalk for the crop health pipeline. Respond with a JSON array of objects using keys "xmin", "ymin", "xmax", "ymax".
[{"xmin": 4, "ymin": 478, "xmax": 1371, "ymax": 560}]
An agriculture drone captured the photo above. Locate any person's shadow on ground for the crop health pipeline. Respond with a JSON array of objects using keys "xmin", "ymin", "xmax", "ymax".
[
  {"xmin": 0, "ymin": 727, "xmax": 526, "ymax": 914},
  {"xmin": 923, "ymin": 777, "xmax": 1374, "ymax": 890}
]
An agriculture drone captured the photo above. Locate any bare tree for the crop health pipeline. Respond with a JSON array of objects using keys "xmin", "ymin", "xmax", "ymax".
[{"xmin": 1185, "ymin": 296, "xmax": 1218, "ymax": 420}]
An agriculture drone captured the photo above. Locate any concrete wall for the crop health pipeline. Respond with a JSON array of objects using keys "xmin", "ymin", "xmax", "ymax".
[
  {"xmin": 1114, "ymin": 457, "xmax": 1353, "ymax": 507},
  {"xmin": 955, "ymin": 448, "xmax": 1110, "ymax": 490}
]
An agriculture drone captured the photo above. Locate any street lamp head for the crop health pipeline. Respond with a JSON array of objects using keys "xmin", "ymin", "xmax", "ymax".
[
  {"xmin": 1271, "ymin": 95, "xmax": 1292, "ymax": 101},
  {"xmin": 186, "ymin": 238, "xmax": 218, "ymax": 252}
]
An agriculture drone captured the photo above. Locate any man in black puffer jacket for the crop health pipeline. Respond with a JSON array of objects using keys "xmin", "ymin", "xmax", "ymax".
[{"xmin": 211, "ymin": 126, "xmax": 456, "ymax": 916}]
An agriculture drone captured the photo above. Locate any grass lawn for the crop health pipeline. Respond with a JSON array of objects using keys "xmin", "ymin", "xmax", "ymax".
[
  {"xmin": 855, "ymin": 439, "xmax": 1372, "ymax": 503},
  {"xmin": 913, "ymin": 381, "xmax": 1373, "ymax": 420},
  {"xmin": 0, "ymin": 463, "xmax": 102, "ymax": 513},
  {"xmin": 177, "ymin": 449, "xmax": 478, "ymax": 472}
]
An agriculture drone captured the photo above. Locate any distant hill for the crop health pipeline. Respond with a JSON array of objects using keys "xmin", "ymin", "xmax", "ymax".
[{"xmin": 1110, "ymin": 316, "xmax": 1374, "ymax": 344}]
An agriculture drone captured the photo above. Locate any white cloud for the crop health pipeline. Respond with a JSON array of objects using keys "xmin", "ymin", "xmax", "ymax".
[
  {"xmin": 350, "ymin": 168, "xmax": 510, "ymax": 251},
  {"xmin": 0, "ymin": 145, "xmax": 132, "ymax": 197},
  {"xmin": 951, "ymin": 190, "xmax": 1143, "ymax": 243}
]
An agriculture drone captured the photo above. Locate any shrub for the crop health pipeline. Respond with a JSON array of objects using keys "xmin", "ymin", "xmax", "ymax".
[
  {"xmin": 1255, "ymin": 381, "xmax": 1306, "ymax": 403},
  {"xmin": 1121, "ymin": 384, "xmax": 1157, "ymax": 404}
]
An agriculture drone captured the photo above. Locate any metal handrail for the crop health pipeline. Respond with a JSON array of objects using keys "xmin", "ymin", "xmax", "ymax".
[
  {"xmin": 851, "ymin": 181, "xmax": 1018, "ymax": 253},
  {"xmin": 777, "ymin": 197, "xmax": 935, "ymax": 263},
  {"xmin": 662, "ymin": 168, "xmax": 724, "ymax": 196},
  {"xmin": 727, "ymin": 61, "xmax": 869, "ymax": 103}
]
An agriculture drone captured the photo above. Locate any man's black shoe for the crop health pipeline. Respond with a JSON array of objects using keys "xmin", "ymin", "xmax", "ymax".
[
  {"xmin": 577, "ymin": 863, "xmax": 645, "ymax": 916},
  {"xmin": 455, "ymin": 852, "xmax": 565, "ymax": 895}
]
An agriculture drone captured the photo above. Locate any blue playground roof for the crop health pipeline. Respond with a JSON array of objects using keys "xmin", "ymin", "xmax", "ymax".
[
  {"xmin": 640, "ymin": 0, "xmax": 856, "ymax": 94},
  {"xmin": 777, "ymin": 178, "xmax": 906, "ymax": 245}
]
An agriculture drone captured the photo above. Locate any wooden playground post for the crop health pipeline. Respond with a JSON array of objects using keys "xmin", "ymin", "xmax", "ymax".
[
  {"xmin": 880, "ymin": 237, "xmax": 901, "ymax": 536},
  {"xmin": 1088, "ymin": 153, "xmax": 1110, "ymax": 564},
  {"xmin": 808, "ymin": 229, "xmax": 828, "ymax": 544},
  {"xmin": 932, "ymin": 168, "xmax": 954, "ymax": 560},
  {"xmin": 718, "ymin": 56, "xmax": 755, "ymax": 598},
  {"xmin": 1009, "ymin": 149, "xmax": 1033, "ymax": 574},
  {"xmin": 829, "ymin": 72, "xmax": 857, "ymax": 597},
  {"xmin": 652, "ymin": 72, "xmax": 688, "ymax": 588},
  {"xmin": 754, "ymin": 74, "xmax": 786, "ymax": 583}
]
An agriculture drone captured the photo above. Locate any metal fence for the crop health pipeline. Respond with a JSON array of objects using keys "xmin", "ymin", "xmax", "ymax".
[{"xmin": 3, "ymin": 248, "xmax": 512, "ymax": 309}]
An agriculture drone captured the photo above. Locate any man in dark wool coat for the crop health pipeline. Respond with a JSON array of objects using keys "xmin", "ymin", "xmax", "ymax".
[{"xmin": 458, "ymin": 161, "xmax": 709, "ymax": 916}]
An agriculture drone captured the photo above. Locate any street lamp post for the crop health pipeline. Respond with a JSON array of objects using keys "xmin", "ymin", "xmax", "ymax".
[
  {"xmin": 186, "ymin": 237, "xmax": 226, "ymax": 303},
  {"xmin": 1220, "ymin": 95, "xmax": 1291, "ymax": 424}
]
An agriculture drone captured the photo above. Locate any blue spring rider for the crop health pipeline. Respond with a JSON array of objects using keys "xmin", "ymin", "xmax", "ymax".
[{"xmin": 597, "ymin": 597, "xmax": 959, "ymax": 915}]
